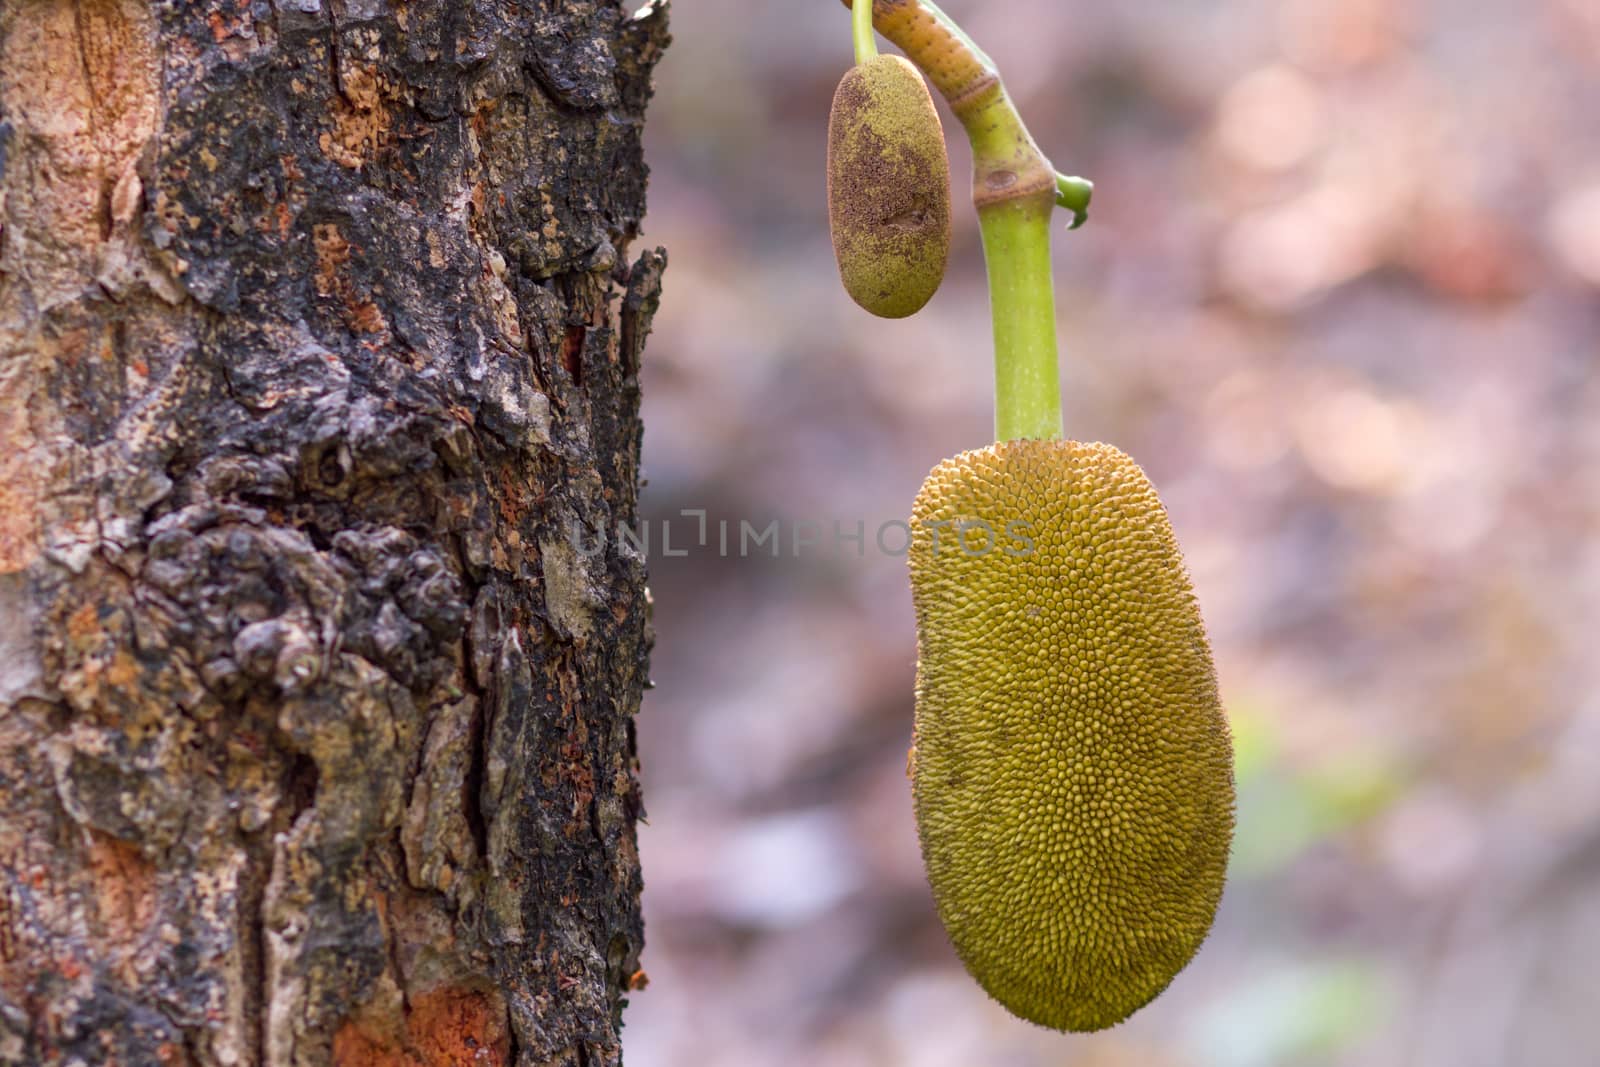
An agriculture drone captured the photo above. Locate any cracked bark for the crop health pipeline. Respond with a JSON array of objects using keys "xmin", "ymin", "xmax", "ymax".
[{"xmin": 0, "ymin": 1, "xmax": 668, "ymax": 1064}]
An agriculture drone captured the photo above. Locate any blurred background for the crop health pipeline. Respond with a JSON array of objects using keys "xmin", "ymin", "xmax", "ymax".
[{"xmin": 622, "ymin": 1, "xmax": 1600, "ymax": 1064}]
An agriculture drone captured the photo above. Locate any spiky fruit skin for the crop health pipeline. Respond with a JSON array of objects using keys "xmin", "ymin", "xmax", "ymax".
[
  {"xmin": 827, "ymin": 54, "xmax": 952, "ymax": 319},
  {"xmin": 908, "ymin": 439, "xmax": 1234, "ymax": 1032}
]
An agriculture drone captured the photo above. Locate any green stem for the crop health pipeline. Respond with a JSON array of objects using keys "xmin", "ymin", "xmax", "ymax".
[
  {"xmin": 852, "ymin": 0, "xmax": 878, "ymax": 65},
  {"xmin": 981, "ymin": 197, "xmax": 1062, "ymax": 441}
]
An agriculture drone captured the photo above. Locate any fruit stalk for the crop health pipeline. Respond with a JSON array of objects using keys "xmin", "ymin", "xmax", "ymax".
[
  {"xmin": 853, "ymin": 0, "xmax": 878, "ymax": 65},
  {"xmin": 979, "ymin": 197, "xmax": 1061, "ymax": 441}
]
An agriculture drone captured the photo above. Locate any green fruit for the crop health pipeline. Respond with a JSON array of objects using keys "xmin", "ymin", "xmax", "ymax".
[
  {"xmin": 827, "ymin": 54, "xmax": 952, "ymax": 318},
  {"xmin": 907, "ymin": 439, "xmax": 1234, "ymax": 1032}
]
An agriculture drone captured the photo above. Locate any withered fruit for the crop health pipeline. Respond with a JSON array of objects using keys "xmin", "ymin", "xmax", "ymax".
[{"xmin": 827, "ymin": 54, "xmax": 952, "ymax": 318}]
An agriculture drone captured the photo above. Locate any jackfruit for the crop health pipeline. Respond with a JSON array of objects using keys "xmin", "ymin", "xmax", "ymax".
[
  {"xmin": 827, "ymin": 54, "xmax": 952, "ymax": 318},
  {"xmin": 907, "ymin": 439, "xmax": 1234, "ymax": 1032}
]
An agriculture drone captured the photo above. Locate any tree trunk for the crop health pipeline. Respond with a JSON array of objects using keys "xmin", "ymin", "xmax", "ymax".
[{"xmin": 0, "ymin": 1, "xmax": 668, "ymax": 1064}]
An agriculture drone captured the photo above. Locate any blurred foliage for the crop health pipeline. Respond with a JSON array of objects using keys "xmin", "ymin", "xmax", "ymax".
[
  {"xmin": 1191, "ymin": 957, "xmax": 1392, "ymax": 1066},
  {"xmin": 1232, "ymin": 706, "xmax": 1405, "ymax": 877},
  {"xmin": 625, "ymin": 1, "xmax": 1600, "ymax": 1064}
]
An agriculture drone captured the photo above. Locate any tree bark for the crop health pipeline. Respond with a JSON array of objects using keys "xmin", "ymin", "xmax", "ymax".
[{"xmin": 0, "ymin": 1, "xmax": 667, "ymax": 1064}]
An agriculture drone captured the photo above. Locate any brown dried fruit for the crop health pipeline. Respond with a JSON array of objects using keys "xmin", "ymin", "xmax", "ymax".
[{"xmin": 827, "ymin": 54, "xmax": 952, "ymax": 319}]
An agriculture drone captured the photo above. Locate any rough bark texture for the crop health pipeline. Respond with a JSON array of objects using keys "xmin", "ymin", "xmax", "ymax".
[{"xmin": 0, "ymin": 1, "xmax": 668, "ymax": 1064}]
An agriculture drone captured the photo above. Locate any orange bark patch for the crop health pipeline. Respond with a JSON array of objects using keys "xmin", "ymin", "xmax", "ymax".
[
  {"xmin": 0, "ymin": 0, "xmax": 158, "ymax": 570},
  {"xmin": 559, "ymin": 325, "xmax": 585, "ymax": 382},
  {"xmin": 66, "ymin": 602, "xmax": 102, "ymax": 643},
  {"xmin": 0, "ymin": 323, "xmax": 43, "ymax": 573},
  {"xmin": 322, "ymin": 65, "xmax": 395, "ymax": 170},
  {"xmin": 0, "ymin": 0, "xmax": 158, "ymax": 300},
  {"xmin": 0, "ymin": 452, "xmax": 42, "ymax": 573},
  {"xmin": 313, "ymin": 223, "xmax": 391, "ymax": 340},
  {"xmin": 333, "ymin": 987, "xmax": 509, "ymax": 1067},
  {"xmin": 86, "ymin": 833, "xmax": 155, "ymax": 947},
  {"xmin": 313, "ymin": 223, "xmax": 352, "ymax": 294}
]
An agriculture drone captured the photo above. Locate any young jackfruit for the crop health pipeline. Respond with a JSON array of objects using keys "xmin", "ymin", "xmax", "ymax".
[
  {"xmin": 827, "ymin": 54, "xmax": 952, "ymax": 318},
  {"xmin": 907, "ymin": 439, "xmax": 1234, "ymax": 1032}
]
